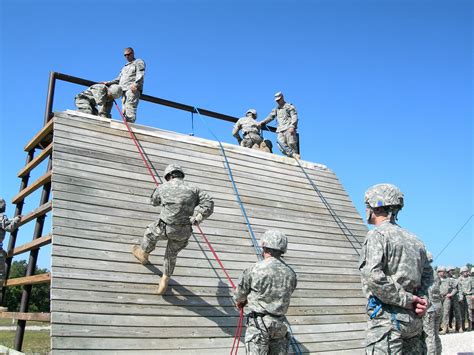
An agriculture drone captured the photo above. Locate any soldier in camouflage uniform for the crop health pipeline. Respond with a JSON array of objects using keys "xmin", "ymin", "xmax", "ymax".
[
  {"xmin": 234, "ymin": 230, "xmax": 297, "ymax": 355},
  {"xmin": 75, "ymin": 84, "xmax": 122, "ymax": 118},
  {"xmin": 438, "ymin": 266, "xmax": 452, "ymax": 333},
  {"xmin": 446, "ymin": 266, "xmax": 463, "ymax": 332},
  {"xmin": 359, "ymin": 183, "xmax": 433, "ymax": 354},
  {"xmin": 132, "ymin": 164, "xmax": 213, "ymax": 295},
  {"xmin": 232, "ymin": 109, "xmax": 271, "ymax": 153},
  {"xmin": 105, "ymin": 47, "xmax": 145, "ymax": 122},
  {"xmin": 422, "ymin": 253, "xmax": 442, "ymax": 354},
  {"xmin": 458, "ymin": 266, "xmax": 472, "ymax": 331},
  {"xmin": 0, "ymin": 198, "xmax": 21, "ymax": 312},
  {"xmin": 258, "ymin": 92, "xmax": 299, "ymax": 159}
]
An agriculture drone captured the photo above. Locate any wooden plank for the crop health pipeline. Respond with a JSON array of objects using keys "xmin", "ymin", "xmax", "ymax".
[
  {"xmin": 11, "ymin": 170, "xmax": 52, "ymax": 204},
  {"xmin": 17, "ymin": 143, "xmax": 53, "ymax": 177},
  {"xmin": 19, "ymin": 201, "xmax": 52, "ymax": 225},
  {"xmin": 24, "ymin": 119, "xmax": 54, "ymax": 151},
  {"xmin": 8, "ymin": 234, "xmax": 52, "ymax": 257},
  {"xmin": 0, "ymin": 312, "xmax": 50, "ymax": 322},
  {"xmin": 5, "ymin": 273, "xmax": 51, "ymax": 287}
]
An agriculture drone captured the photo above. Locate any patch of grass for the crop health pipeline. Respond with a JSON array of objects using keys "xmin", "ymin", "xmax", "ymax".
[
  {"xmin": 0, "ymin": 330, "xmax": 50, "ymax": 354},
  {"xmin": 0, "ymin": 318, "xmax": 47, "ymax": 326}
]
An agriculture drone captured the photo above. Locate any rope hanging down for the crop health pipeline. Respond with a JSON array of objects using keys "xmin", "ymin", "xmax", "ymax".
[
  {"xmin": 112, "ymin": 102, "xmax": 245, "ymax": 354},
  {"xmin": 292, "ymin": 155, "xmax": 363, "ymax": 255},
  {"xmin": 193, "ymin": 108, "xmax": 302, "ymax": 355}
]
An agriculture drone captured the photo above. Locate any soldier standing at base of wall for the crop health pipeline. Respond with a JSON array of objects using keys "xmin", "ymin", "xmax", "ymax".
[
  {"xmin": 458, "ymin": 266, "xmax": 473, "ymax": 331},
  {"xmin": 75, "ymin": 84, "xmax": 122, "ymax": 118},
  {"xmin": 446, "ymin": 266, "xmax": 463, "ymax": 332},
  {"xmin": 439, "ymin": 266, "xmax": 453, "ymax": 334},
  {"xmin": 234, "ymin": 230, "xmax": 297, "ymax": 355},
  {"xmin": 232, "ymin": 109, "xmax": 271, "ymax": 153},
  {"xmin": 0, "ymin": 198, "xmax": 21, "ymax": 312},
  {"xmin": 105, "ymin": 47, "xmax": 145, "ymax": 123},
  {"xmin": 359, "ymin": 183, "xmax": 433, "ymax": 354},
  {"xmin": 132, "ymin": 164, "xmax": 213, "ymax": 295},
  {"xmin": 258, "ymin": 92, "xmax": 299, "ymax": 159},
  {"xmin": 422, "ymin": 252, "xmax": 442, "ymax": 354}
]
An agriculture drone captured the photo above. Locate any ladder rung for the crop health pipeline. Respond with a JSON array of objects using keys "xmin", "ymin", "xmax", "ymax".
[
  {"xmin": 5, "ymin": 273, "xmax": 51, "ymax": 287},
  {"xmin": 0, "ymin": 312, "xmax": 50, "ymax": 322},
  {"xmin": 8, "ymin": 234, "xmax": 52, "ymax": 258},
  {"xmin": 12, "ymin": 171, "xmax": 52, "ymax": 204},
  {"xmin": 17, "ymin": 143, "xmax": 52, "ymax": 178},
  {"xmin": 24, "ymin": 119, "xmax": 54, "ymax": 152},
  {"xmin": 19, "ymin": 201, "xmax": 52, "ymax": 226}
]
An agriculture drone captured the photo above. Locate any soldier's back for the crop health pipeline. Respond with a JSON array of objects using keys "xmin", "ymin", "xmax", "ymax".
[{"xmin": 159, "ymin": 179, "xmax": 199, "ymax": 225}]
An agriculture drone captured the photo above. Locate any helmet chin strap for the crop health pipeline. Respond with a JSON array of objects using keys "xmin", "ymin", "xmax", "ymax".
[{"xmin": 366, "ymin": 208, "xmax": 373, "ymax": 224}]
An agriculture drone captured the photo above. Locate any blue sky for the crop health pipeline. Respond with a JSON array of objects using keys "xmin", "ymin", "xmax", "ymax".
[{"xmin": 0, "ymin": 0, "xmax": 472, "ymax": 270}]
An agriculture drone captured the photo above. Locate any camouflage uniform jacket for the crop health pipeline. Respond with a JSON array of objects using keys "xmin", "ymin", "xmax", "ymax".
[
  {"xmin": 261, "ymin": 103, "xmax": 298, "ymax": 133},
  {"xmin": 110, "ymin": 59, "xmax": 146, "ymax": 92},
  {"xmin": 0, "ymin": 213, "xmax": 20, "ymax": 248},
  {"xmin": 439, "ymin": 277, "xmax": 453, "ymax": 297},
  {"xmin": 458, "ymin": 275, "xmax": 472, "ymax": 296},
  {"xmin": 76, "ymin": 84, "xmax": 112, "ymax": 114},
  {"xmin": 150, "ymin": 178, "xmax": 214, "ymax": 226},
  {"xmin": 359, "ymin": 220, "xmax": 433, "ymax": 308},
  {"xmin": 232, "ymin": 117, "xmax": 261, "ymax": 138},
  {"xmin": 234, "ymin": 256, "xmax": 297, "ymax": 316},
  {"xmin": 447, "ymin": 276, "xmax": 459, "ymax": 299}
]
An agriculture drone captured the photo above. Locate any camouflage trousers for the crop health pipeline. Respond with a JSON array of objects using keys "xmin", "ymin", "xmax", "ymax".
[
  {"xmin": 75, "ymin": 96, "xmax": 113, "ymax": 118},
  {"xmin": 0, "ymin": 249, "xmax": 5, "ymax": 304},
  {"xmin": 365, "ymin": 303, "xmax": 425, "ymax": 354},
  {"xmin": 241, "ymin": 133, "xmax": 271, "ymax": 153},
  {"xmin": 460, "ymin": 294, "xmax": 473, "ymax": 330},
  {"xmin": 422, "ymin": 305, "xmax": 442, "ymax": 355},
  {"xmin": 277, "ymin": 130, "xmax": 298, "ymax": 157},
  {"xmin": 441, "ymin": 296, "xmax": 462, "ymax": 329},
  {"xmin": 141, "ymin": 220, "xmax": 192, "ymax": 276},
  {"xmin": 245, "ymin": 314, "xmax": 291, "ymax": 355},
  {"xmin": 122, "ymin": 89, "xmax": 140, "ymax": 123}
]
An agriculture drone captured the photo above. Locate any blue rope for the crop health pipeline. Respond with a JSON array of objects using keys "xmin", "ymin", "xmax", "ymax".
[
  {"xmin": 193, "ymin": 108, "xmax": 302, "ymax": 354},
  {"xmin": 193, "ymin": 108, "xmax": 262, "ymax": 260}
]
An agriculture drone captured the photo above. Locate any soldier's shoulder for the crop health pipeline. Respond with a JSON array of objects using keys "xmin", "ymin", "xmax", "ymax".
[{"xmin": 135, "ymin": 58, "xmax": 145, "ymax": 66}]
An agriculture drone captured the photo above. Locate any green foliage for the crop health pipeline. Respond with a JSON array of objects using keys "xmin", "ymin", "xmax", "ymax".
[
  {"xmin": 0, "ymin": 330, "xmax": 50, "ymax": 354},
  {"xmin": 4, "ymin": 260, "xmax": 50, "ymax": 312}
]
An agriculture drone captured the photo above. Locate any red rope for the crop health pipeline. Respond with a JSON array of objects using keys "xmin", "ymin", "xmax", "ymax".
[{"xmin": 113, "ymin": 102, "xmax": 245, "ymax": 354}]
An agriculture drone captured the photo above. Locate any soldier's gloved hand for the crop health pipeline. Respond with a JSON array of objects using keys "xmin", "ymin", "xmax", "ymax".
[
  {"xmin": 130, "ymin": 83, "xmax": 138, "ymax": 93},
  {"xmin": 236, "ymin": 300, "xmax": 247, "ymax": 309},
  {"xmin": 190, "ymin": 213, "xmax": 203, "ymax": 225}
]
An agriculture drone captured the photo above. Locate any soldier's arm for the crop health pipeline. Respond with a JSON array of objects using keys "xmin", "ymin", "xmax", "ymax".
[
  {"xmin": 449, "ymin": 280, "xmax": 459, "ymax": 296},
  {"xmin": 232, "ymin": 120, "xmax": 242, "ymax": 142},
  {"xmin": 193, "ymin": 190, "xmax": 214, "ymax": 221},
  {"xmin": 134, "ymin": 60, "xmax": 146, "ymax": 88},
  {"xmin": 288, "ymin": 105, "xmax": 298, "ymax": 129},
  {"xmin": 419, "ymin": 252, "xmax": 434, "ymax": 298},
  {"xmin": 361, "ymin": 232, "xmax": 415, "ymax": 309},
  {"xmin": 2, "ymin": 215, "xmax": 20, "ymax": 233},
  {"xmin": 259, "ymin": 109, "xmax": 276, "ymax": 126},
  {"xmin": 150, "ymin": 187, "xmax": 162, "ymax": 206},
  {"xmin": 99, "ymin": 100, "xmax": 113, "ymax": 118},
  {"xmin": 234, "ymin": 267, "xmax": 252, "ymax": 305}
]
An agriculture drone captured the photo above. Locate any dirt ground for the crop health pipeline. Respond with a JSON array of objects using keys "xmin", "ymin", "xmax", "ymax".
[{"xmin": 441, "ymin": 331, "xmax": 474, "ymax": 354}]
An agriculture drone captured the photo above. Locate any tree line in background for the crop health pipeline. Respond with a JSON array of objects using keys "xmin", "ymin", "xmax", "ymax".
[{"xmin": 4, "ymin": 260, "xmax": 50, "ymax": 312}]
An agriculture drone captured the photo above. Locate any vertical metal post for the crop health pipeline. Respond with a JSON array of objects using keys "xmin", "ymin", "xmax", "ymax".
[
  {"xmin": 44, "ymin": 72, "xmax": 56, "ymax": 124},
  {"xmin": 14, "ymin": 157, "xmax": 52, "ymax": 351}
]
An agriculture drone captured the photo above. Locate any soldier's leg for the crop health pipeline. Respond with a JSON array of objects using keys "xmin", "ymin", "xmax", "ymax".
[
  {"xmin": 99, "ymin": 100, "xmax": 113, "ymax": 118},
  {"xmin": 452, "ymin": 298, "xmax": 463, "ymax": 331},
  {"xmin": 423, "ymin": 311, "xmax": 436, "ymax": 354},
  {"xmin": 441, "ymin": 298, "xmax": 451, "ymax": 332},
  {"xmin": 277, "ymin": 132, "xmax": 292, "ymax": 157},
  {"xmin": 241, "ymin": 136, "xmax": 253, "ymax": 148},
  {"xmin": 0, "ymin": 250, "xmax": 7, "ymax": 310},
  {"xmin": 285, "ymin": 130, "xmax": 298, "ymax": 156},
  {"xmin": 140, "ymin": 221, "xmax": 166, "ymax": 254},
  {"xmin": 268, "ymin": 333, "xmax": 291, "ymax": 355},
  {"xmin": 403, "ymin": 333, "xmax": 426, "ymax": 355},
  {"xmin": 123, "ymin": 89, "xmax": 140, "ymax": 123},
  {"xmin": 162, "ymin": 224, "xmax": 192, "ymax": 276},
  {"xmin": 468, "ymin": 295, "xmax": 473, "ymax": 330},
  {"xmin": 434, "ymin": 308, "xmax": 442, "ymax": 355},
  {"xmin": 267, "ymin": 316, "xmax": 291, "ymax": 355},
  {"xmin": 75, "ymin": 97, "xmax": 96, "ymax": 115},
  {"xmin": 245, "ymin": 317, "xmax": 270, "ymax": 355}
]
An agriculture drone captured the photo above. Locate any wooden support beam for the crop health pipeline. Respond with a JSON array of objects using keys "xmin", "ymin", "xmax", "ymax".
[
  {"xmin": 24, "ymin": 119, "xmax": 54, "ymax": 152},
  {"xmin": 12, "ymin": 171, "xmax": 52, "ymax": 204},
  {"xmin": 17, "ymin": 143, "xmax": 53, "ymax": 178},
  {"xmin": 19, "ymin": 201, "xmax": 52, "ymax": 226},
  {"xmin": 0, "ymin": 312, "xmax": 50, "ymax": 322},
  {"xmin": 8, "ymin": 234, "xmax": 52, "ymax": 258},
  {"xmin": 5, "ymin": 273, "xmax": 51, "ymax": 287}
]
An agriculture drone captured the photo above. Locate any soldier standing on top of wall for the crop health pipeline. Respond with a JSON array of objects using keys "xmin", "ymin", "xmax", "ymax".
[
  {"xmin": 232, "ymin": 109, "xmax": 271, "ymax": 153},
  {"xmin": 422, "ymin": 252, "xmax": 442, "ymax": 355},
  {"xmin": 132, "ymin": 164, "xmax": 214, "ymax": 295},
  {"xmin": 104, "ymin": 47, "xmax": 145, "ymax": 123},
  {"xmin": 234, "ymin": 230, "xmax": 297, "ymax": 355},
  {"xmin": 0, "ymin": 198, "xmax": 21, "ymax": 312},
  {"xmin": 458, "ymin": 266, "xmax": 472, "ymax": 331},
  {"xmin": 75, "ymin": 84, "xmax": 122, "ymax": 118},
  {"xmin": 359, "ymin": 183, "xmax": 433, "ymax": 354},
  {"xmin": 258, "ymin": 91, "xmax": 299, "ymax": 159}
]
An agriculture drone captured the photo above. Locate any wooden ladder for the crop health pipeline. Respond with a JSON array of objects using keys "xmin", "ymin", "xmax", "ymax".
[{"xmin": 1, "ymin": 117, "xmax": 54, "ymax": 350}]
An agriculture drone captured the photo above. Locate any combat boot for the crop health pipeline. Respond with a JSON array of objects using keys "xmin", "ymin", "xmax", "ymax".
[
  {"xmin": 440, "ymin": 326, "xmax": 448, "ymax": 334},
  {"xmin": 132, "ymin": 245, "xmax": 149, "ymax": 265},
  {"xmin": 156, "ymin": 275, "xmax": 170, "ymax": 295}
]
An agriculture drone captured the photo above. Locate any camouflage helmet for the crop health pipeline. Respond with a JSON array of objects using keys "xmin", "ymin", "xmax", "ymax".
[
  {"xmin": 426, "ymin": 251, "xmax": 433, "ymax": 263},
  {"xmin": 364, "ymin": 183, "xmax": 404, "ymax": 209},
  {"xmin": 164, "ymin": 164, "xmax": 185, "ymax": 180},
  {"xmin": 108, "ymin": 84, "xmax": 123, "ymax": 99},
  {"xmin": 447, "ymin": 266, "xmax": 455, "ymax": 272},
  {"xmin": 0, "ymin": 198, "xmax": 5, "ymax": 213},
  {"xmin": 261, "ymin": 230, "xmax": 288, "ymax": 254},
  {"xmin": 246, "ymin": 109, "xmax": 257, "ymax": 118},
  {"xmin": 437, "ymin": 266, "xmax": 446, "ymax": 272},
  {"xmin": 460, "ymin": 266, "xmax": 468, "ymax": 273}
]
